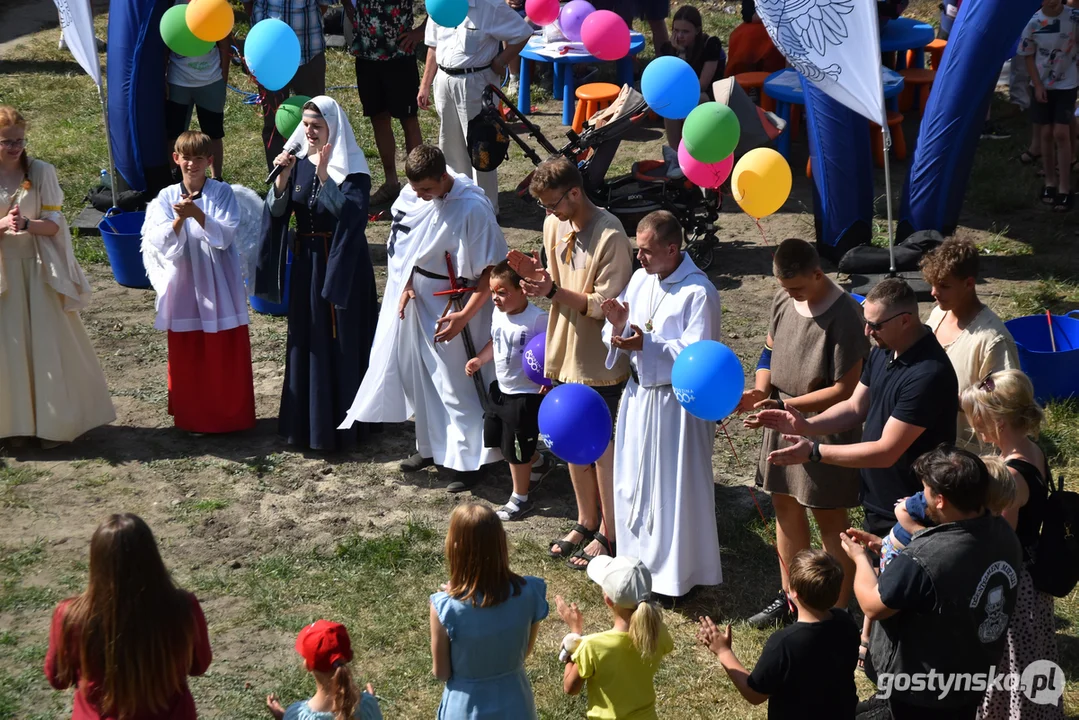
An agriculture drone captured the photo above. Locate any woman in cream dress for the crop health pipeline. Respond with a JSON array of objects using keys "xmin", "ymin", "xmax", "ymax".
[{"xmin": 0, "ymin": 106, "xmax": 114, "ymax": 446}]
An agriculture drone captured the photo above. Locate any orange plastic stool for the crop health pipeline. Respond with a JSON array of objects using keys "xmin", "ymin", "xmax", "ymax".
[
  {"xmin": 572, "ymin": 82, "xmax": 620, "ymax": 133},
  {"xmin": 925, "ymin": 38, "xmax": 947, "ymax": 69},
  {"xmin": 870, "ymin": 111, "xmax": 907, "ymax": 168},
  {"xmin": 899, "ymin": 68, "xmax": 936, "ymax": 115},
  {"xmin": 735, "ymin": 71, "xmax": 776, "ymax": 111}
]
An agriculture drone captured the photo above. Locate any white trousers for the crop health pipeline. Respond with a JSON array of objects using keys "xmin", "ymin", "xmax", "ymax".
[{"xmin": 433, "ymin": 69, "xmax": 500, "ymax": 214}]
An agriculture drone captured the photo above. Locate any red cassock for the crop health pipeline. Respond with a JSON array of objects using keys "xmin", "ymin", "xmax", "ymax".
[{"xmin": 167, "ymin": 326, "xmax": 256, "ymax": 433}]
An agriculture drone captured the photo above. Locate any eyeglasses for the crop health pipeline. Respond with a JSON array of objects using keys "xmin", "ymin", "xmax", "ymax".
[
  {"xmin": 865, "ymin": 311, "xmax": 911, "ymax": 332},
  {"xmin": 537, "ymin": 188, "xmax": 571, "ymax": 212},
  {"xmin": 0, "ymin": 138, "xmax": 26, "ymax": 150},
  {"xmin": 978, "ymin": 373, "xmax": 996, "ymax": 392}
]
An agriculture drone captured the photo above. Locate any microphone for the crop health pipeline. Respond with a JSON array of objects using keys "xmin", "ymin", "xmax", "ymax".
[{"xmin": 266, "ymin": 141, "xmax": 302, "ymax": 185}]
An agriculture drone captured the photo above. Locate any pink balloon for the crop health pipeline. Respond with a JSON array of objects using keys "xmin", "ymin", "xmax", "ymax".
[
  {"xmin": 525, "ymin": 0, "xmax": 559, "ymax": 25},
  {"xmin": 559, "ymin": 0, "xmax": 595, "ymax": 42},
  {"xmin": 678, "ymin": 141, "xmax": 734, "ymax": 188},
  {"xmin": 581, "ymin": 10, "xmax": 630, "ymax": 61}
]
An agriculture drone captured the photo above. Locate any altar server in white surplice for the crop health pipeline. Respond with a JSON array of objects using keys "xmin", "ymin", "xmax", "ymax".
[
  {"xmin": 340, "ymin": 145, "xmax": 507, "ymax": 489},
  {"xmin": 601, "ymin": 211, "xmax": 723, "ymax": 599}
]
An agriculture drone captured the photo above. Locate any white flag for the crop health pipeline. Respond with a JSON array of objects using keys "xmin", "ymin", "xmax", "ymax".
[
  {"xmin": 757, "ymin": 0, "xmax": 885, "ymax": 125},
  {"xmin": 54, "ymin": 0, "xmax": 102, "ymax": 87}
]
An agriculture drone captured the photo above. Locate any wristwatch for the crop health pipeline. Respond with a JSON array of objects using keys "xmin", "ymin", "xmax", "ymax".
[
  {"xmin": 546, "ymin": 282, "xmax": 558, "ymax": 300},
  {"xmin": 20, "ymin": 217, "xmax": 29, "ymax": 232},
  {"xmin": 809, "ymin": 441, "xmax": 822, "ymax": 463}
]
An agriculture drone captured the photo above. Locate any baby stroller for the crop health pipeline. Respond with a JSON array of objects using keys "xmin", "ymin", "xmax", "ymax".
[{"xmin": 480, "ymin": 83, "xmax": 722, "ymax": 271}]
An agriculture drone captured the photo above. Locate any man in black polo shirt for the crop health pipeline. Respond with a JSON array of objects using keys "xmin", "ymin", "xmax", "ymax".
[{"xmin": 757, "ymin": 277, "xmax": 959, "ymax": 540}]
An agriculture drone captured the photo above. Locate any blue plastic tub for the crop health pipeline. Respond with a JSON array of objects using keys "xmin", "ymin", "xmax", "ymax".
[
  {"xmin": 249, "ymin": 252, "xmax": 292, "ymax": 316},
  {"xmin": 98, "ymin": 211, "xmax": 151, "ymax": 289},
  {"xmin": 1004, "ymin": 311, "xmax": 1079, "ymax": 403}
]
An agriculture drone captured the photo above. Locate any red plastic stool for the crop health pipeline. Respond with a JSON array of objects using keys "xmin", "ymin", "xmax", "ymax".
[{"xmin": 899, "ymin": 68, "xmax": 936, "ymax": 116}]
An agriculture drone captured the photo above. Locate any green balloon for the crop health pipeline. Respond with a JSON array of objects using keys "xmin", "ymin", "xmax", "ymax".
[
  {"xmin": 161, "ymin": 5, "xmax": 214, "ymax": 58},
  {"xmin": 682, "ymin": 102, "xmax": 741, "ymax": 165},
  {"xmin": 275, "ymin": 95, "xmax": 311, "ymax": 138}
]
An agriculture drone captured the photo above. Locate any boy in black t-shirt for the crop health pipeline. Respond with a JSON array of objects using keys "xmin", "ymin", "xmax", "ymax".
[{"xmin": 697, "ymin": 549, "xmax": 860, "ymax": 720}]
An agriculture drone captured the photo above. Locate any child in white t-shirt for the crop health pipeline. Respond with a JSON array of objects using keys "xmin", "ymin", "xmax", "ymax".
[
  {"xmin": 165, "ymin": 0, "xmax": 232, "ymax": 180},
  {"xmin": 466, "ymin": 260, "xmax": 550, "ymax": 521},
  {"xmin": 1018, "ymin": 0, "xmax": 1079, "ymax": 211}
]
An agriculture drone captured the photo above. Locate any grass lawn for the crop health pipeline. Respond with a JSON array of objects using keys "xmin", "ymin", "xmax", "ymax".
[{"xmin": 1, "ymin": 1, "xmax": 1079, "ymax": 718}]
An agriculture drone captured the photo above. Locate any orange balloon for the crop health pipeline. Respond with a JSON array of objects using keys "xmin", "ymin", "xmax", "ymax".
[{"xmin": 186, "ymin": 0, "xmax": 234, "ymax": 42}]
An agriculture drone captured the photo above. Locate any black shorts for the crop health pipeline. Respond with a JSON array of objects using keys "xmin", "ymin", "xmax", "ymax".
[
  {"xmin": 355, "ymin": 55, "xmax": 420, "ymax": 119},
  {"xmin": 165, "ymin": 81, "xmax": 226, "ymax": 140},
  {"xmin": 484, "ymin": 383, "xmax": 543, "ymax": 465},
  {"xmin": 1031, "ymin": 86, "xmax": 1078, "ymax": 126}
]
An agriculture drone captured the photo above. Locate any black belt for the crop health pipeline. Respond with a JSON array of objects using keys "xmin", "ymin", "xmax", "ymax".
[
  {"xmin": 415, "ymin": 266, "xmax": 450, "ymax": 280},
  {"xmin": 438, "ymin": 63, "xmax": 491, "ymax": 76},
  {"xmin": 630, "ymin": 365, "xmax": 640, "ymax": 386}
]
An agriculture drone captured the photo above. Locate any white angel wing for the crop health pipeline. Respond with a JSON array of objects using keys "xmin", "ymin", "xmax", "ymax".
[{"xmin": 229, "ymin": 184, "xmax": 265, "ymax": 289}]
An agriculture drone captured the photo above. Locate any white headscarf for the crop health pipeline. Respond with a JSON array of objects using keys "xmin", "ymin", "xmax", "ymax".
[{"xmin": 285, "ymin": 95, "xmax": 370, "ymax": 185}]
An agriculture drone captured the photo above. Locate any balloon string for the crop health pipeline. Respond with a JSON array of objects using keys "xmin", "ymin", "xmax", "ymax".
[
  {"xmin": 754, "ymin": 218, "xmax": 770, "ymax": 246},
  {"xmin": 719, "ymin": 417, "xmax": 794, "ymax": 615}
]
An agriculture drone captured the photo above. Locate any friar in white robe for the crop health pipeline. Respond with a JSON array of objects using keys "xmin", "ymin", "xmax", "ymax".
[
  {"xmin": 602, "ymin": 215, "xmax": 723, "ymax": 597},
  {"xmin": 340, "ymin": 152, "xmax": 507, "ymax": 477}
]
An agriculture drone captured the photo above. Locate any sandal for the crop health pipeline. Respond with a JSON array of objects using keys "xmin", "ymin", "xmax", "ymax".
[
  {"xmin": 1041, "ymin": 186, "xmax": 1058, "ymax": 204},
  {"xmin": 549, "ymin": 523, "xmax": 596, "ymax": 560},
  {"xmin": 858, "ymin": 640, "xmax": 869, "ymax": 673},
  {"xmin": 369, "ymin": 181, "xmax": 401, "ymax": 206},
  {"xmin": 1019, "ymin": 150, "xmax": 1041, "ymax": 165},
  {"xmin": 568, "ymin": 532, "xmax": 615, "ymax": 571},
  {"xmin": 1053, "ymin": 192, "xmax": 1074, "ymax": 212}
]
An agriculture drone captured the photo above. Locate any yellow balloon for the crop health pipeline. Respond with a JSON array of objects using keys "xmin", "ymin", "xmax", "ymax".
[
  {"xmin": 186, "ymin": 0, "xmax": 234, "ymax": 42},
  {"xmin": 730, "ymin": 148, "xmax": 792, "ymax": 220}
]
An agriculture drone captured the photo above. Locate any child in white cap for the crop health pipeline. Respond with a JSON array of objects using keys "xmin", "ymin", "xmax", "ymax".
[{"xmin": 555, "ymin": 556, "xmax": 673, "ymax": 719}]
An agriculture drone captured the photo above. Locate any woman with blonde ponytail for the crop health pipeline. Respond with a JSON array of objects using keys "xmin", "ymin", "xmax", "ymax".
[
  {"xmin": 266, "ymin": 620, "xmax": 381, "ymax": 720},
  {"xmin": 961, "ymin": 370, "xmax": 1064, "ymax": 720},
  {"xmin": 557, "ymin": 556, "xmax": 673, "ymax": 720}
]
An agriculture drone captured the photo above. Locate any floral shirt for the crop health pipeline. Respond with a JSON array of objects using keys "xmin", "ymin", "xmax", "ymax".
[{"xmin": 350, "ymin": 0, "xmax": 415, "ymax": 61}]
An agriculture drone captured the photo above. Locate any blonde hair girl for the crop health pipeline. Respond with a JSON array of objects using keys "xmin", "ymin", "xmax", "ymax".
[{"xmin": 557, "ymin": 556, "xmax": 673, "ymax": 719}]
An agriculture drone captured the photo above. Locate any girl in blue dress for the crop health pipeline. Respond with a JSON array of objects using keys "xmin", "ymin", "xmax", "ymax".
[{"xmin": 429, "ymin": 503, "xmax": 549, "ymax": 719}]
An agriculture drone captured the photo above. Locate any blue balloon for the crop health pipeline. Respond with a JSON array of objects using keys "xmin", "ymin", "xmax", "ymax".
[
  {"xmin": 538, "ymin": 383, "xmax": 612, "ymax": 465},
  {"xmin": 641, "ymin": 56, "xmax": 699, "ymax": 120},
  {"xmin": 671, "ymin": 340, "xmax": 745, "ymax": 422},
  {"xmin": 428, "ymin": 0, "xmax": 469, "ymax": 27},
  {"xmin": 245, "ymin": 19, "xmax": 301, "ymax": 92}
]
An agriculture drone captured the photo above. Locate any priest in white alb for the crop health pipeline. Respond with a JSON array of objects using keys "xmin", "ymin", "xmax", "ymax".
[
  {"xmin": 339, "ymin": 145, "xmax": 507, "ymax": 490},
  {"xmin": 601, "ymin": 210, "xmax": 723, "ymax": 600}
]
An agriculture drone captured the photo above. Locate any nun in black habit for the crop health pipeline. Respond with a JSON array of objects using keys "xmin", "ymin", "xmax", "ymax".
[{"xmin": 255, "ymin": 95, "xmax": 378, "ymax": 451}]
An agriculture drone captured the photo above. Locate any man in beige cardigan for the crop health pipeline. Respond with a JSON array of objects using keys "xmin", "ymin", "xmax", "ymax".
[{"xmin": 508, "ymin": 157, "xmax": 633, "ymax": 569}]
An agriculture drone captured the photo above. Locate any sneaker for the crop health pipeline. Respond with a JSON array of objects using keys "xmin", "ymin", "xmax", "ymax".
[
  {"xmin": 446, "ymin": 469, "xmax": 482, "ymax": 493},
  {"xmin": 400, "ymin": 452, "xmax": 434, "ymax": 472},
  {"xmin": 747, "ymin": 590, "xmax": 795, "ymax": 628},
  {"xmin": 980, "ymin": 123, "xmax": 1011, "ymax": 140},
  {"xmin": 504, "ymin": 75, "xmax": 519, "ymax": 99},
  {"xmin": 496, "ymin": 497, "xmax": 534, "ymax": 521}
]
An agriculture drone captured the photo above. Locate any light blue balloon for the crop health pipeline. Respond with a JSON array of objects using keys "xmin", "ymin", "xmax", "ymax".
[
  {"xmin": 245, "ymin": 18, "xmax": 301, "ymax": 92},
  {"xmin": 538, "ymin": 383, "xmax": 612, "ymax": 465},
  {"xmin": 671, "ymin": 340, "xmax": 745, "ymax": 422},
  {"xmin": 428, "ymin": 0, "xmax": 469, "ymax": 28},
  {"xmin": 641, "ymin": 56, "xmax": 699, "ymax": 120}
]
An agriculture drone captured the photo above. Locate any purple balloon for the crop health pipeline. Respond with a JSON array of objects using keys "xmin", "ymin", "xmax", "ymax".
[
  {"xmin": 522, "ymin": 333, "xmax": 552, "ymax": 387},
  {"xmin": 558, "ymin": 0, "xmax": 595, "ymax": 42}
]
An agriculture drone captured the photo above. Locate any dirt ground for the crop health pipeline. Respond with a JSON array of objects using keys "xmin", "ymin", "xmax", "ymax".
[{"xmin": 3, "ymin": 51, "xmax": 1079, "ymax": 717}]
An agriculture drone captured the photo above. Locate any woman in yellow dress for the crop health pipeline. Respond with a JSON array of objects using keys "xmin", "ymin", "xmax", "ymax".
[{"xmin": 0, "ymin": 105, "xmax": 114, "ymax": 447}]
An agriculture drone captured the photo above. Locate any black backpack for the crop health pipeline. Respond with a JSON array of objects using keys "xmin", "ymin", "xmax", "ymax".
[{"xmin": 1027, "ymin": 472, "xmax": 1079, "ymax": 598}]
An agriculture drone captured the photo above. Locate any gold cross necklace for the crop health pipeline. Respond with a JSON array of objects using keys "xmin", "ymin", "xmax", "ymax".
[{"xmin": 646, "ymin": 276, "xmax": 670, "ymax": 332}]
